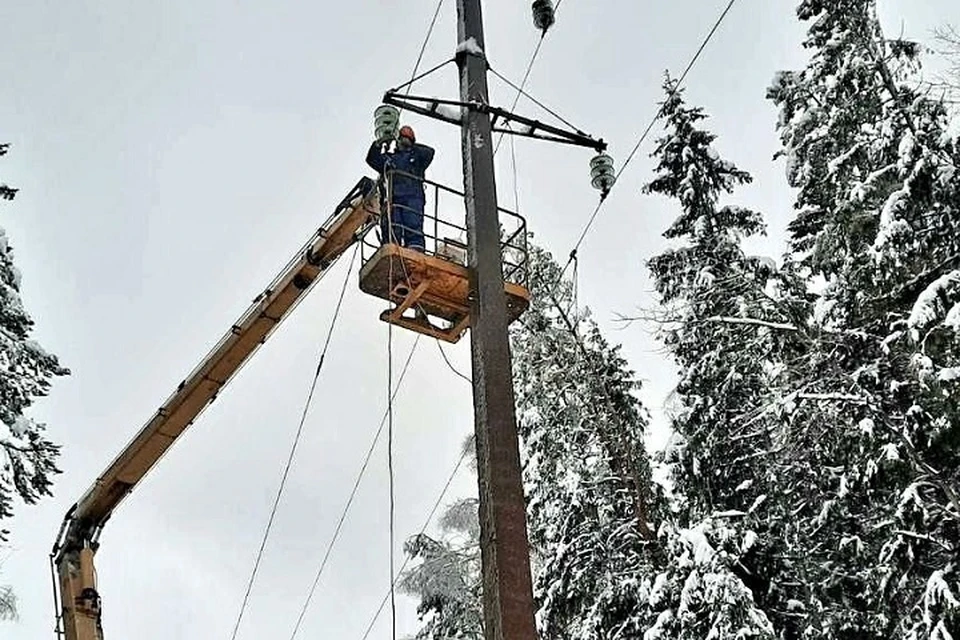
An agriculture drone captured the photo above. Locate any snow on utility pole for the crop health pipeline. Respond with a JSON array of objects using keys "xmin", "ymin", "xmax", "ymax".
[{"xmin": 455, "ymin": 1, "xmax": 538, "ymax": 639}]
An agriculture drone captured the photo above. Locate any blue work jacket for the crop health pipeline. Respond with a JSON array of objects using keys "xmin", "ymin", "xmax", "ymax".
[{"xmin": 366, "ymin": 141, "xmax": 436, "ymax": 203}]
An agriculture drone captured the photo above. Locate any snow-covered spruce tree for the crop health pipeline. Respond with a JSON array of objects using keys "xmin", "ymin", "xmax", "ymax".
[
  {"xmin": 399, "ymin": 435, "xmax": 483, "ymax": 640},
  {"xmin": 642, "ymin": 77, "xmax": 791, "ymax": 639},
  {"xmin": 401, "ymin": 242, "xmax": 661, "ymax": 639},
  {"xmin": 645, "ymin": 77, "xmax": 780, "ymax": 516},
  {"xmin": 0, "ymin": 144, "xmax": 70, "ymax": 543},
  {"xmin": 398, "ymin": 495, "xmax": 483, "ymax": 640},
  {"xmin": 767, "ymin": 1, "xmax": 960, "ymax": 637},
  {"xmin": 510, "ymin": 240, "xmax": 660, "ymax": 639}
]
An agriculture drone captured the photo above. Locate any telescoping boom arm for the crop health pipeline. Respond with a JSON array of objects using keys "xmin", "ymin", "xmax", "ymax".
[{"xmin": 50, "ymin": 177, "xmax": 379, "ymax": 640}]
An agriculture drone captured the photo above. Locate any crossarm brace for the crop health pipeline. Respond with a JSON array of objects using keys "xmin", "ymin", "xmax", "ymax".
[{"xmin": 382, "ymin": 91, "xmax": 607, "ymax": 152}]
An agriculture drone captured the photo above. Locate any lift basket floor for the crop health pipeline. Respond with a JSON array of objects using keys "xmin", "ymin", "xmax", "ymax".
[{"xmin": 359, "ymin": 243, "xmax": 530, "ymax": 343}]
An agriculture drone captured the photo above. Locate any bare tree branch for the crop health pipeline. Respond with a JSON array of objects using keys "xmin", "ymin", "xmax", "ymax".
[{"xmin": 706, "ymin": 315, "xmax": 800, "ymax": 333}]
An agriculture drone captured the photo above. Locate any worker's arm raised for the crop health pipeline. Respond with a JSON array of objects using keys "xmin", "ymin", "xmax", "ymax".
[{"xmin": 365, "ymin": 140, "xmax": 388, "ymax": 173}]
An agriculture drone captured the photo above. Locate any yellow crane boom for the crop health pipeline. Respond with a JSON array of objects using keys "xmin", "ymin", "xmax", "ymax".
[{"xmin": 50, "ymin": 177, "xmax": 379, "ymax": 640}]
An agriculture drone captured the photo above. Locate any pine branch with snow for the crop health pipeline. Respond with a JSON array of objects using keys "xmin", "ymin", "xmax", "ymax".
[
  {"xmin": 763, "ymin": 2, "xmax": 960, "ymax": 637},
  {"xmin": 398, "ymin": 497, "xmax": 484, "ymax": 640},
  {"xmin": 0, "ymin": 145, "xmax": 70, "ymax": 542},
  {"xmin": 0, "ymin": 145, "xmax": 18, "ymax": 203},
  {"xmin": 641, "ymin": 517, "xmax": 775, "ymax": 640},
  {"xmin": 510, "ymin": 241, "xmax": 661, "ymax": 639},
  {"xmin": 644, "ymin": 76, "xmax": 806, "ymax": 636}
]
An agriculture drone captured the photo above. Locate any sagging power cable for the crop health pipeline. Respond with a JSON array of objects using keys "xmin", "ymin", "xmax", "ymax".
[
  {"xmin": 287, "ymin": 336, "xmax": 421, "ymax": 640},
  {"xmin": 357, "ymin": 444, "xmax": 471, "ymax": 640},
  {"xmin": 386, "ymin": 267, "xmax": 398, "ymax": 640},
  {"xmin": 374, "ymin": 4, "xmax": 449, "ymax": 631},
  {"xmin": 554, "ymin": 0, "xmax": 741, "ymax": 285},
  {"xmin": 435, "ymin": 339, "xmax": 471, "ymax": 384},
  {"xmin": 230, "ymin": 244, "xmax": 360, "ymax": 640}
]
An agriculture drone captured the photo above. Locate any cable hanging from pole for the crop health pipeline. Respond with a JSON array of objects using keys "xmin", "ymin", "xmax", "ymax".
[
  {"xmin": 386, "ymin": 259, "xmax": 398, "ymax": 640},
  {"xmin": 230, "ymin": 243, "xmax": 360, "ymax": 640},
  {"xmin": 435, "ymin": 339, "xmax": 472, "ymax": 384},
  {"xmin": 387, "ymin": 353, "xmax": 398, "ymax": 640},
  {"xmin": 287, "ymin": 337, "xmax": 421, "ymax": 640},
  {"xmin": 357, "ymin": 445, "xmax": 471, "ymax": 640}
]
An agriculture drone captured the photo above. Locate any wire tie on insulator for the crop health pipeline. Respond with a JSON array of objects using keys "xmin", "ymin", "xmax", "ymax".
[{"xmin": 532, "ymin": 0, "xmax": 556, "ymax": 33}]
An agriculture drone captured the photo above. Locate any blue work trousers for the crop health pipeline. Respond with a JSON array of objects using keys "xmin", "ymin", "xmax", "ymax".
[{"xmin": 382, "ymin": 197, "xmax": 425, "ymax": 252}]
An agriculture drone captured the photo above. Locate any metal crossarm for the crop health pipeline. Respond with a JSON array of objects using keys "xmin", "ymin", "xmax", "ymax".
[{"xmin": 382, "ymin": 91, "xmax": 607, "ymax": 152}]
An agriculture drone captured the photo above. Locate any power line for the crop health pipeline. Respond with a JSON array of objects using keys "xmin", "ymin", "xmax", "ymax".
[
  {"xmin": 374, "ymin": 1, "xmax": 447, "ymax": 630},
  {"xmin": 409, "ymin": 0, "xmax": 447, "ymax": 92},
  {"xmin": 230, "ymin": 244, "xmax": 360, "ymax": 640},
  {"xmin": 387, "ymin": 323, "xmax": 398, "ymax": 640},
  {"xmin": 435, "ymin": 339, "xmax": 472, "ymax": 384},
  {"xmin": 557, "ymin": 0, "xmax": 741, "ymax": 282},
  {"xmin": 506, "ymin": 101, "xmax": 649, "ymax": 538},
  {"xmin": 493, "ymin": 0, "xmax": 566, "ymax": 156},
  {"xmin": 358, "ymin": 445, "xmax": 471, "ymax": 640},
  {"xmin": 286, "ymin": 336, "xmax": 421, "ymax": 639},
  {"xmin": 489, "ymin": 66, "xmax": 581, "ymax": 132}
]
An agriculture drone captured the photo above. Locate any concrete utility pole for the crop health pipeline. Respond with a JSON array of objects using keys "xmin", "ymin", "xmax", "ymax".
[{"xmin": 455, "ymin": 1, "xmax": 538, "ymax": 639}]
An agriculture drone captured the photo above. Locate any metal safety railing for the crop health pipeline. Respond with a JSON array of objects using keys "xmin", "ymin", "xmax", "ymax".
[{"xmin": 361, "ymin": 169, "xmax": 529, "ymax": 289}]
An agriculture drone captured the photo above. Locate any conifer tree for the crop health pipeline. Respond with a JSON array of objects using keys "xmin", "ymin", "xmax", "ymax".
[
  {"xmin": 399, "ymin": 495, "xmax": 483, "ymax": 640},
  {"xmin": 0, "ymin": 144, "xmax": 70, "ymax": 543},
  {"xmin": 767, "ymin": 1, "xmax": 960, "ymax": 636},
  {"xmin": 511, "ymin": 241, "xmax": 659, "ymax": 639},
  {"xmin": 642, "ymin": 77, "xmax": 790, "ymax": 638},
  {"xmin": 400, "ymin": 242, "xmax": 662, "ymax": 638},
  {"xmin": 644, "ymin": 76, "xmax": 779, "ymax": 516}
]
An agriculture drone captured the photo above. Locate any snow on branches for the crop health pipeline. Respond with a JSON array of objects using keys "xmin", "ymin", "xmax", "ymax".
[{"xmin": 0, "ymin": 148, "xmax": 69, "ymax": 541}]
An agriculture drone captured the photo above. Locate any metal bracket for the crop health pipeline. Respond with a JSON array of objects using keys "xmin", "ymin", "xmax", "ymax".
[{"xmin": 382, "ymin": 91, "xmax": 607, "ymax": 152}]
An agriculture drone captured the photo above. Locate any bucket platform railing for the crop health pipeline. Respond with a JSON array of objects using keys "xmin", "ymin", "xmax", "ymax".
[{"xmin": 359, "ymin": 169, "xmax": 530, "ymax": 342}]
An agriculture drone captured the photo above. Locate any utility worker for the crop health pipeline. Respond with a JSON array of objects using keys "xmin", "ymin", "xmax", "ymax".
[{"xmin": 365, "ymin": 125, "xmax": 435, "ymax": 252}]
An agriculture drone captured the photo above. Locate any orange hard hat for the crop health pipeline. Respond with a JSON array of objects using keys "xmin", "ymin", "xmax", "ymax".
[{"xmin": 399, "ymin": 125, "xmax": 416, "ymax": 142}]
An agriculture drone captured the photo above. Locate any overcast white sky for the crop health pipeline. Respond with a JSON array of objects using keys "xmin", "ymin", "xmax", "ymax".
[{"xmin": 1, "ymin": 1, "xmax": 956, "ymax": 638}]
